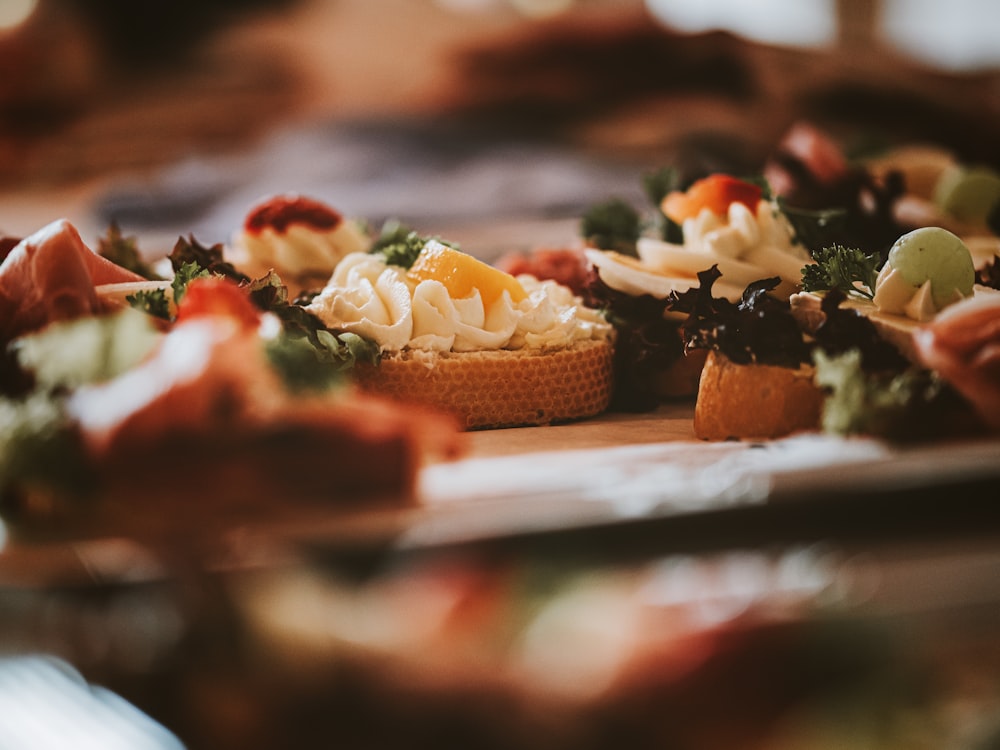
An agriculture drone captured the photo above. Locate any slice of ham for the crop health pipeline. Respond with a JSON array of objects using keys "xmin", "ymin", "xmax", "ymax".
[
  {"xmin": 914, "ymin": 292, "xmax": 1000, "ymax": 430},
  {"xmin": 0, "ymin": 219, "xmax": 145, "ymax": 346}
]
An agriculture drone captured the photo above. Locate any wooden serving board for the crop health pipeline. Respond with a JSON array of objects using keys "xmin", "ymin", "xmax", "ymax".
[{"xmin": 465, "ymin": 402, "xmax": 698, "ymax": 458}]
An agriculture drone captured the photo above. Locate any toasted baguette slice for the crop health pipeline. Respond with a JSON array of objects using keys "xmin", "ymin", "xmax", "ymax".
[
  {"xmin": 694, "ymin": 351, "xmax": 824, "ymax": 440},
  {"xmin": 352, "ymin": 338, "xmax": 614, "ymax": 430}
]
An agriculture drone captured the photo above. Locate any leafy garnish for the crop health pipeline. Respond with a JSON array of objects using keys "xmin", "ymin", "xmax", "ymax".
[
  {"xmin": 265, "ymin": 330, "xmax": 376, "ymax": 395},
  {"xmin": 245, "ymin": 269, "xmax": 379, "ymax": 390},
  {"xmin": 669, "ymin": 266, "xmax": 811, "ymax": 368},
  {"xmin": 813, "ymin": 348, "xmax": 980, "ymax": 441},
  {"xmin": 778, "ymin": 200, "xmax": 850, "ymax": 255},
  {"xmin": 244, "ymin": 269, "xmax": 289, "ymax": 308},
  {"xmin": 641, "ymin": 166, "xmax": 681, "ymax": 207},
  {"xmin": 127, "ymin": 288, "xmax": 171, "ymax": 319},
  {"xmin": 160, "ymin": 235, "xmax": 246, "ymax": 310},
  {"xmin": 97, "ymin": 223, "xmax": 162, "ymax": 280},
  {"xmin": 580, "ymin": 198, "xmax": 641, "ymax": 257},
  {"xmin": 641, "ymin": 167, "xmax": 683, "ymax": 243},
  {"xmin": 168, "ymin": 235, "xmax": 249, "ymax": 283},
  {"xmin": 581, "ymin": 269, "xmax": 685, "ymax": 412},
  {"xmin": 171, "ymin": 260, "xmax": 212, "ymax": 307},
  {"xmin": 801, "ymin": 243, "xmax": 881, "ymax": 299},
  {"xmin": 374, "ymin": 231, "xmax": 428, "ymax": 269},
  {"xmin": 812, "ymin": 289, "xmax": 910, "ymax": 373},
  {"xmin": 767, "ymin": 131, "xmax": 906, "ymax": 258},
  {"xmin": 369, "ymin": 220, "xmax": 451, "ymax": 270},
  {"xmin": 0, "ymin": 312, "xmax": 162, "ymax": 504},
  {"xmin": 0, "ymin": 392, "xmax": 96, "ymax": 505}
]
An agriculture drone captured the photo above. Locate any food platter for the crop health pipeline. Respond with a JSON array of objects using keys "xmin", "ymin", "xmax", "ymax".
[{"xmin": 2, "ymin": 151, "xmax": 999, "ymax": 585}]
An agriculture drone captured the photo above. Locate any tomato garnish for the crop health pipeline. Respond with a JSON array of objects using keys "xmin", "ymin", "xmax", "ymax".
[
  {"xmin": 661, "ymin": 175, "xmax": 763, "ymax": 223},
  {"xmin": 175, "ymin": 277, "xmax": 261, "ymax": 329},
  {"xmin": 243, "ymin": 194, "xmax": 343, "ymax": 234}
]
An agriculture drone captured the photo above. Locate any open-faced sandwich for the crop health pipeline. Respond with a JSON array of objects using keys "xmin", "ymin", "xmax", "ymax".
[
  {"xmin": 501, "ymin": 123, "xmax": 999, "ymax": 433},
  {"xmin": 0, "ymin": 219, "xmax": 463, "ymax": 540},
  {"xmin": 678, "ymin": 225, "xmax": 1000, "ymax": 441},
  {"xmin": 214, "ymin": 193, "xmax": 617, "ymax": 431},
  {"xmin": 501, "ymin": 170, "xmax": 817, "ymax": 410},
  {"xmin": 227, "ymin": 192, "xmax": 372, "ymax": 297},
  {"xmin": 304, "ymin": 233, "xmax": 616, "ymax": 430}
]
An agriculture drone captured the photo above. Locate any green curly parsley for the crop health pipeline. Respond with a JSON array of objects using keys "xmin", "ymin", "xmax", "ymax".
[
  {"xmin": 126, "ymin": 288, "xmax": 170, "ymax": 319},
  {"xmin": 802, "ymin": 244, "xmax": 882, "ymax": 300},
  {"xmin": 369, "ymin": 220, "xmax": 455, "ymax": 269},
  {"xmin": 125, "ymin": 258, "xmax": 213, "ymax": 320}
]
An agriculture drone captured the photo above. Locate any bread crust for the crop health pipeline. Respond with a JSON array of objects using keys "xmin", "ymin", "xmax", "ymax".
[
  {"xmin": 694, "ymin": 351, "xmax": 823, "ymax": 440},
  {"xmin": 353, "ymin": 339, "xmax": 615, "ymax": 430}
]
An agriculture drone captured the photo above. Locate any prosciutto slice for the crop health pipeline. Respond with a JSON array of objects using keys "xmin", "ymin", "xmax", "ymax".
[
  {"xmin": 914, "ymin": 293, "xmax": 1000, "ymax": 430},
  {"xmin": 0, "ymin": 219, "xmax": 145, "ymax": 346}
]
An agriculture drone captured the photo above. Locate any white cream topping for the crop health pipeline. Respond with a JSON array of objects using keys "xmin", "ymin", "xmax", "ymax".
[
  {"xmin": 234, "ymin": 221, "xmax": 370, "ymax": 279},
  {"xmin": 640, "ymin": 200, "xmax": 809, "ymax": 289},
  {"xmin": 306, "ymin": 252, "xmax": 611, "ymax": 353},
  {"xmin": 873, "ymin": 263, "xmax": 965, "ymax": 322},
  {"xmin": 590, "ymin": 200, "xmax": 810, "ymax": 303}
]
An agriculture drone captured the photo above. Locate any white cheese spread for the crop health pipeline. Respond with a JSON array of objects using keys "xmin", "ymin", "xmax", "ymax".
[
  {"xmin": 234, "ymin": 220, "xmax": 370, "ymax": 281},
  {"xmin": 306, "ymin": 252, "xmax": 612, "ymax": 354},
  {"xmin": 589, "ymin": 200, "xmax": 810, "ymax": 303}
]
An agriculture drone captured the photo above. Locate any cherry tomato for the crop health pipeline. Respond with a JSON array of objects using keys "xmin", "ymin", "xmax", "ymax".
[
  {"xmin": 661, "ymin": 174, "xmax": 763, "ymax": 223},
  {"xmin": 243, "ymin": 194, "xmax": 342, "ymax": 234},
  {"xmin": 175, "ymin": 276, "xmax": 260, "ymax": 329}
]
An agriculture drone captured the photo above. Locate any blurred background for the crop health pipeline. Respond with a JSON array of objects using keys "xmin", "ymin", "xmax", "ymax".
[{"xmin": 2, "ymin": 0, "xmax": 999, "ymax": 255}]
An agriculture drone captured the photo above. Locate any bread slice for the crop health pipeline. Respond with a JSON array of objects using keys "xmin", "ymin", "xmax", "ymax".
[
  {"xmin": 352, "ymin": 338, "xmax": 615, "ymax": 430},
  {"xmin": 694, "ymin": 351, "xmax": 824, "ymax": 441}
]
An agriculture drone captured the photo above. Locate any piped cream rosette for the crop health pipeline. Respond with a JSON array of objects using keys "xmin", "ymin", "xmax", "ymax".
[
  {"xmin": 306, "ymin": 242, "xmax": 615, "ymax": 429},
  {"xmin": 307, "ymin": 244, "xmax": 611, "ymax": 354},
  {"xmin": 234, "ymin": 219, "xmax": 369, "ymax": 281},
  {"xmin": 228, "ymin": 193, "xmax": 372, "ymax": 294},
  {"xmin": 588, "ymin": 199, "xmax": 811, "ymax": 305}
]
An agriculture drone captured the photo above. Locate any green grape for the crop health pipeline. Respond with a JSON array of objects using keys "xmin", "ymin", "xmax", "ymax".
[
  {"xmin": 934, "ymin": 165, "xmax": 1000, "ymax": 224},
  {"xmin": 887, "ymin": 227, "xmax": 974, "ymax": 309}
]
